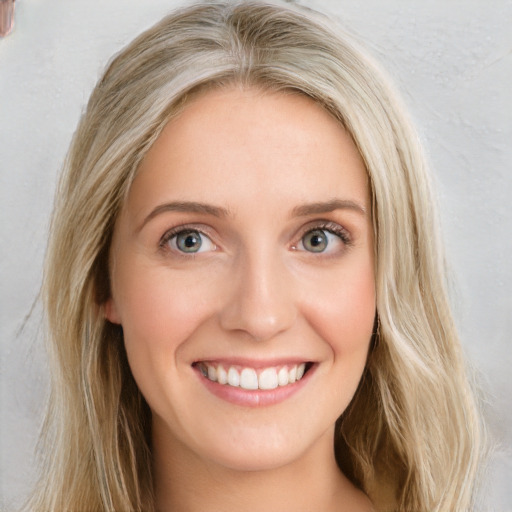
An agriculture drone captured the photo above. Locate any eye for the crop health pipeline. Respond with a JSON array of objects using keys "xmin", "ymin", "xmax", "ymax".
[
  {"xmin": 298, "ymin": 226, "xmax": 350, "ymax": 254},
  {"xmin": 163, "ymin": 229, "xmax": 216, "ymax": 254},
  {"xmin": 302, "ymin": 229, "xmax": 329, "ymax": 252}
]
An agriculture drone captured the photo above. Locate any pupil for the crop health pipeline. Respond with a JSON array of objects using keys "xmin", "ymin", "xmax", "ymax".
[
  {"xmin": 311, "ymin": 234, "xmax": 323, "ymax": 246},
  {"xmin": 184, "ymin": 235, "xmax": 197, "ymax": 247}
]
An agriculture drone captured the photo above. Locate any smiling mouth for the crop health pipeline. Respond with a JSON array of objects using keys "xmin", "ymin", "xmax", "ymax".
[{"xmin": 193, "ymin": 362, "xmax": 313, "ymax": 391}]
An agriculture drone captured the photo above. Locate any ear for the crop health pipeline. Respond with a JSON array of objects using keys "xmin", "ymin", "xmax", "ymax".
[{"xmin": 105, "ymin": 297, "xmax": 122, "ymax": 324}]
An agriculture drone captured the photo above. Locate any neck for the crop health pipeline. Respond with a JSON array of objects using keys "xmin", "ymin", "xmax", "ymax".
[{"xmin": 152, "ymin": 421, "xmax": 372, "ymax": 512}]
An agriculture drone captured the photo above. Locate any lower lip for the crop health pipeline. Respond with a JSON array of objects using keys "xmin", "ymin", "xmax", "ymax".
[{"xmin": 194, "ymin": 365, "xmax": 316, "ymax": 407}]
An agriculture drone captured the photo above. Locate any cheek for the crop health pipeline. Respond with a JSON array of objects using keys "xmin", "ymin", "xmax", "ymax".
[
  {"xmin": 302, "ymin": 259, "xmax": 376, "ymax": 358},
  {"xmin": 113, "ymin": 263, "xmax": 222, "ymax": 416},
  {"xmin": 112, "ymin": 262, "xmax": 219, "ymax": 371},
  {"xmin": 291, "ymin": 257, "xmax": 375, "ymax": 425}
]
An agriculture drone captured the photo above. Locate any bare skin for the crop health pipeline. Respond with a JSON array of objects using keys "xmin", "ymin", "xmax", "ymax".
[
  {"xmin": 153, "ymin": 423, "xmax": 373, "ymax": 512},
  {"xmin": 107, "ymin": 87, "xmax": 376, "ymax": 512}
]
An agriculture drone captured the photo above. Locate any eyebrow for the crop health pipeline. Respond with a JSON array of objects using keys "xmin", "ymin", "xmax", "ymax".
[
  {"xmin": 139, "ymin": 197, "xmax": 366, "ymax": 231},
  {"xmin": 139, "ymin": 201, "xmax": 231, "ymax": 231},
  {"xmin": 291, "ymin": 199, "xmax": 367, "ymax": 217}
]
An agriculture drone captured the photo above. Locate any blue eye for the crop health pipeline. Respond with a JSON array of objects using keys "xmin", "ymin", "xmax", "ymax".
[
  {"xmin": 302, "ymin": 229, "xmax": 328, "ymax": 252},
  {"xmin": 176, "ymin": 231, "xmax": 202, "ymax": 252},
  {"xmin": 165, "ymin": 229, "xmax": 216, "ymax": 254},
  {"xmin": 299, "ymin": 227, "xmax": 348, "ymax": 254}
]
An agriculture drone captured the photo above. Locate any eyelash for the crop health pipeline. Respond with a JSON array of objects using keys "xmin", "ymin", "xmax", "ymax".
[
  {"xmin": 158, "ymin": 221, "xmax": 352, "ymax": 255},
  {"xmin": 292, "ymin": 222, "xmax": 353, "ymax": 258},
  {"xmin": 159, "ymin": 224, "xmax": 213, "ymax": 251},
  {"xmin": 299, "ymin": 221, "xmax": 352, "ymax": 247}
]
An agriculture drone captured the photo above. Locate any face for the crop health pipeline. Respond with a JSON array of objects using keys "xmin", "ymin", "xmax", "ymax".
[{"xmin": 106, "ymin": 87, "xmax": 375, "ymax": 472}]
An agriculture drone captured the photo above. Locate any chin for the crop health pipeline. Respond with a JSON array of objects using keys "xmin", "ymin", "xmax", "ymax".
[
  {"xmin": 184, "ymin": 417, "xmax": 333, "ymax": 474},
  {"xmin": 203, "ymin": 442, "xmax": 307, "ymax": 473}
]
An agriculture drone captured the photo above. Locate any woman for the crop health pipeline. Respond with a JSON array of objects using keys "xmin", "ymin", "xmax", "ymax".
[{"xmin": 27, "ymin": 1, "xmax": 483, "ymax": 510}]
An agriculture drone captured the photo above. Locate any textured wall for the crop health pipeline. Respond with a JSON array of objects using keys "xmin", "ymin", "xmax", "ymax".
[{"xmin": 1, "ymin": 0, "xmax": 510, "ymax": 509}]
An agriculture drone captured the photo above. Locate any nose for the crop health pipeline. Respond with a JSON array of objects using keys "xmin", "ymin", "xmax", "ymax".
[{"xmin": 218, "ymin": 248, "xmax": 297, "ymax": 342}]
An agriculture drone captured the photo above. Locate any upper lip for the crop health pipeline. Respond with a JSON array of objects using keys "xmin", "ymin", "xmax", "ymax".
[{"xmin": 192, "ymin": 357, "xmax": 314, "ymax": 369}]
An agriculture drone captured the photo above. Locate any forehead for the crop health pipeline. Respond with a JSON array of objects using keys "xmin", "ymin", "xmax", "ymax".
[{"xmin": 127, "ymin": 86, "xmax": 369, "ymax": 217}]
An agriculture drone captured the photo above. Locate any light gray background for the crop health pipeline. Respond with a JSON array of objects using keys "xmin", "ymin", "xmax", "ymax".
[{"xmin": 1, "ymin": 1, "xmax": 510, "ymax": 510}]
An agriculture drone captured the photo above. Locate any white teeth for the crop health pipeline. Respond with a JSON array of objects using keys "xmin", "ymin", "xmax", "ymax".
[
  {"xmin": 259, "ymin": 368, "xmax": 278, "ymax": 390},
  {"xmin": 240, "ymin": 368, "xmax": 259, "ymax": 390},
  {"xmin": 208, "ymin": 365, "xmax": 217, "ymax": 382},
  {"xmin": 278, "ymin": 367, "xmax": 288, "ymax": 387},
  {"xmin": 217, "ymin": 364, "xmax": 228, "ymax": 385},
  {"xmin": 227, "ymin": 367, "xmax": 240, "ymax": 387},
  {"xmin": 200, "ymin": 363, "xmax": 308, "ymax": 389}
]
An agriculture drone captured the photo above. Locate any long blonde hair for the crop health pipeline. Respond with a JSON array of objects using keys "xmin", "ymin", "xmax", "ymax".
[{"xmin": 28, "ymin": 1, "xmax": 484, "ymax": 510}]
